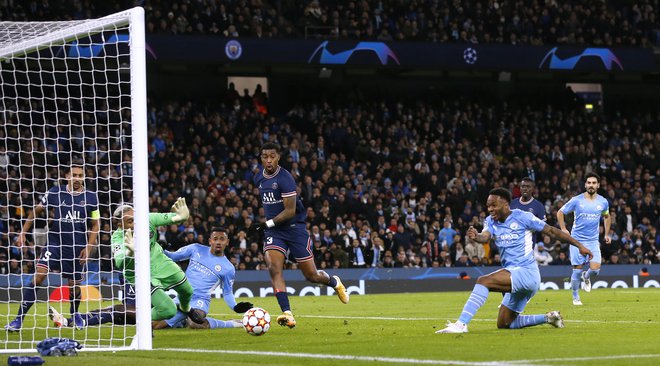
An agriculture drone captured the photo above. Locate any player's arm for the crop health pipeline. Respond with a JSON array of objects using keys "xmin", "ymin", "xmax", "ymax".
[
  {"xmin": 164, "ymin": 244, "xmax": 194, "ymax": 262},
  {"xmin": 602, "ymin": 210, "xmax": 612, "ymax": 244},
  {"xmin": 17, "ymin": 204, "xmax": 45, "ymax": 247},
  {"xmin": 81, "ymin": 205, "xmax": 101, "ymax": 263},
  {"xmin": 541, "ymin": 224, "xmax": 592, "ymax": 260},
  {"xmin": 148, "ymin": 197, "xmax": 190, "ymax": 227},
  {"xmin": 556, "ymin": 198, "xmax": 574, "ymax": 234},
  {"xmin": 250, "ymin": 195, "xmax": 296, "ymax": 233},
  {"xmin": 467, "ymin": 226, "xmax": 491, "ymax": 243},
  {"xmin": 112, "ymin": 230, "xmax": 133, "ymax": 269},
  {"xmin": 222, "ymin": 270, "xmax": 253, "ymax": 313}
]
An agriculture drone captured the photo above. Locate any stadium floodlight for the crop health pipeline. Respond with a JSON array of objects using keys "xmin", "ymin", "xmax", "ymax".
[{"xmin": 0, "ymin": 7, "xmax": 150, "ymax": 352}]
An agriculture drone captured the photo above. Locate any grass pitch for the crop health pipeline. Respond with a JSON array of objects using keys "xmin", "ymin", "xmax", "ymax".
[{"xmin": 4, "ymin": 288, "xmax": 660, "ymax": 365}]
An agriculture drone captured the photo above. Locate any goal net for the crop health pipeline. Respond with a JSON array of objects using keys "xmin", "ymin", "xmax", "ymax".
[{"xmin": 0, "ymin": 7, "xmax": 151, "ymax": 352}]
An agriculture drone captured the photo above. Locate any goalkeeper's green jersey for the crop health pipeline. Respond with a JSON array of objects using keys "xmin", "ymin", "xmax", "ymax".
[{"xmin": 112, "ymin": 212, "xmax": 184, "ymax": 284}]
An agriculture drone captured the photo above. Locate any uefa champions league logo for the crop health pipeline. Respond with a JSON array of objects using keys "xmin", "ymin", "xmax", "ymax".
[
  {"xmin": 225, "ymin": 40, "xmax": 243, "ymax": 60},
  {"xmin": 463, "ymin": 48, "xmax": 477, "ymax": 64}
]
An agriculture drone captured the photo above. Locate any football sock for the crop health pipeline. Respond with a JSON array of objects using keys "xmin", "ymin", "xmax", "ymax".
[
  {"xmin": 17, "ymin": 283, "xmax": 37, "ymax": 321},
  {"xmin": 172, "ymin": 280, "xmax": 194, "ymax": 313},
  {"xmin": 509, "ymin": 314, "xmax": 547, "ymax": 329},
  {"xmin": 207, "ymin": 317, "xmax": 241, "ymax": 329},
  {"xmin": 586, "ymin": 268, "xmax": 600, "ymax": 283},
  {"xmin": 70, "ymin": 285, "xmax": 81, "ymax": 315},
  {"xmin": 151, "ymin": 288, "xmax": 177, "ymax": 321},
  {"xmin": 327, "ymin": 275, "xmax": 338, "ymax": 288},
  {"xmin": 275, "ymin": 290, "xmax": 291, "ymax": 312},
  {"xmin": 571, "ymin": 269, "xmax": 582, "ymax": 299},
  {"xmin": 458, "ymin": 284, "xmax": 489, "ymax": 325},
  {"xmin": 84, "ymin": 311, "xmax": 114, "ymax": 326}
]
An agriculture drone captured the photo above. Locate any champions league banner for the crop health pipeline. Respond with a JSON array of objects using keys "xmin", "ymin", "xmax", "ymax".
[
  {"xmin": 1, "ymin": 265, "xmax": 658, "ymax": 301},
  {"xmin": 145, "ymin": 35, "xmax": 655, "ymax": 72}
]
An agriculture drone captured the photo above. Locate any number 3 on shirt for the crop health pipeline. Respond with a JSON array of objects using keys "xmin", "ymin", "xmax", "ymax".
[{"xmin": 266, "ymin": 237, "xmax": 273, "ymax": 244}]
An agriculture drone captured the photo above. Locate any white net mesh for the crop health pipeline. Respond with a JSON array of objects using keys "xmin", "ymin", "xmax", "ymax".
[{"xmin": 1, "ymin": 12, "xmax": 140, "ymax": 351}]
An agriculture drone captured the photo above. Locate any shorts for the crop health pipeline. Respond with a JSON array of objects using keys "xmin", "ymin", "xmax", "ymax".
[
  {"xmin": 570, "ymin": 241, "xmax": 601, "ymax": 266},
  {"xmin": 165, "ymin": 295, "xmax": 210, "ymax": 328},
  {"xmin": 263, "ymin": 223, "xmax": 313, "ymax": 262},
  {"xmin": 151, "ymin": 270, "xmax": 188, "ymax": 291},
  {"xmin": 501, "ymin": 265, "xmax": 541, "ymax": 313},
  {"xmin": 36, "ymin": 246, "xmax": 85, "ymax": 281},
  {"xmin": 123, "ymin": 283, "xmax": 136, "ymax": 306}
]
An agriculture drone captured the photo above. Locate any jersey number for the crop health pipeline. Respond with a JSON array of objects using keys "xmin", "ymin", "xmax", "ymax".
[
  {"xmin": 43, "ymin": 250, "xmax": 52, "ymax": 261},
  {"xmin": 266, "ymin": 237, "xmax": 273, "ymax": 244}
]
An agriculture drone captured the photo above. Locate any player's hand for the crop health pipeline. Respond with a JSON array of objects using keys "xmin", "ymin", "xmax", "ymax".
[
  {"xmin": 467, "ymin": 226, "xmax": 477, "ymax": 240},
  {"xmin": 171, "ymin": 197, "xmax": 190, "ymax": 222},
  {"xmin": 79, "ymin": 246, "xmax": 94, "ymax": 265},
  {"xmin": 233, "ymin": 302, "xmax": 254, "ymax": 313},
  {"xmin": 578, "ymin": 244, "xmax": 593, "ymax": 261},
  {"xmin": 124, "ymin": 229, "xmax": 135, "ymax": 255},
  {"xmin": 604, "ymin": 235, "xmax": 612, "ymax": 244},
  {"xmin": 16, "ymin": 232, "xmax": 26, "ymax": 247},
  {"xmin": 248, "ymin": 222, "xmax": 267, "ymax": 235}
]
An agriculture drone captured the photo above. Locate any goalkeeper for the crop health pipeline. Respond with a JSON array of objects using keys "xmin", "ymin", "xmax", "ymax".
[{"xmin": 111, "ymin": 198, "xmax": 203, "ymax": 323}]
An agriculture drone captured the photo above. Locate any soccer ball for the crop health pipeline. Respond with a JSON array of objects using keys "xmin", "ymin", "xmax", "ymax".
[{"xmin": 242, "ymin": 307, "xmax": 270, "ymax": 336}]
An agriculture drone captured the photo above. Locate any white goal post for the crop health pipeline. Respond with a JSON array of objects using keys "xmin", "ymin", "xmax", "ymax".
[{"xmin": 0, "ymin": 7, "xmax": 150, "ymax": 352}]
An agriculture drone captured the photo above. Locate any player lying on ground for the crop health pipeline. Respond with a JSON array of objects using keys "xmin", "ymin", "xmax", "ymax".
[
  {"xmin": 437, "ymin": 188, "xmax": 593, "ymax": 334},
  {"xmin": 152, "ymin": 226, "xmax": 252, "ymax": 330},
  {"xmin": 49, "ymin": 281, "xmax": 136, "ymax": 328},
  {"xmin": 112, "ymin": 198, "xmax": 204, "ymax": 324}
]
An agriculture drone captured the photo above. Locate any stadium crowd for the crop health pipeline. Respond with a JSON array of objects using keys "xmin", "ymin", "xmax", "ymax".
[
  {"xmin": 1, "ymin": 0, "xmax": 658, "ymax": 47},
  {"xmin": 1, "ymin": 85, "xmax": 658, "ymax": 274}
]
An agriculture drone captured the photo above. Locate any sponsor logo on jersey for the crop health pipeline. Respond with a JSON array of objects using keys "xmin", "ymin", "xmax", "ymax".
[
  {"xmin": 61, "ymin": 210, "xmax": 84, "ymax": 223},
  {"xmin": 262, "ymin": 191, "xmax": 282, "ymax": 205}
]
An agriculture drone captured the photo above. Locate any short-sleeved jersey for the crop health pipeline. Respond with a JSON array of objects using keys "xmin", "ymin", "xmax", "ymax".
[
  {"xmin": 483, "ymin": 209, "xmax": 546, "ymax": 268},
  {"xmin": 165, "ymin": 244, "xmax": 237, "ymax": 310},
  {"xmin": 253, "ymin": 166, "xmax": 306, "ymax": 227},
  {"xmin": 559, "ymin": 193, "xmax": 609, "ymax": 242},
  {"xmin": 112, "ymin": 212, "xmax": 184, "ymax": 284},
  {"xmin": 41, "ymin": 185, "xmax": 99, "ymax": 247}
]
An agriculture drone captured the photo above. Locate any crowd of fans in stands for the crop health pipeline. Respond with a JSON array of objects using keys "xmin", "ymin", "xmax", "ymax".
[
  {"xmin": 1, "ymin": 0, "xmax": 658, "ymax": 47},
  {"xmin": 1, "ymin": 83, "xmax": 657, "ymax": 274}
]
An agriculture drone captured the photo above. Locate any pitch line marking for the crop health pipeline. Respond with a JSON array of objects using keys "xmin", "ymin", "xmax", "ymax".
[{"xmin": 157, "ymin": 348, "xmax": 540, "ymax": 366}]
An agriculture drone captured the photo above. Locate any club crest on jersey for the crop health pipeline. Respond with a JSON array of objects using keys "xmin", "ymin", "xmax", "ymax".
[
  {"xmin": 596, "ymin": 205, "xmax": 603, "ymax": 210},
  {"xmin": 80, "ymin": 200, "xmax": 86, "ymax": 205},
  {"xmin": 510, "ymin": 222, "xmax": 519, "ymax": 230},
  {"xmin": 215, "ymin": 265, "xmax": 222, "ymax": 272},
  {"xmin": 272, "ymin": 182, "xmax": 278, "ymax": 190}
]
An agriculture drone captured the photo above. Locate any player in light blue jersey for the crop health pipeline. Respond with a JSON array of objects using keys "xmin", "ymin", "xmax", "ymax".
[
  {"xmin": 152, "ymin": 227, "xmax": 252, "ymax": 330},
  {"xmin": 437, "ymin": 188, "xmax": 592, "ymax": 334},
  {"xmin": 557, "ymin": 172, "xmax": 611, "ymax": 305}
]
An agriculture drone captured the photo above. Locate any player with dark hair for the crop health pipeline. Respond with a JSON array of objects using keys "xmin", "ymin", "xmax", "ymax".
[
  {"xmin": 511, "ymin": 177, "xmax": 546, "ymax": 222},
  {"xmin": 557, "ymin": 172, "xmax": 611, "ymax": 305},
  {"xmin": 152, "ymin": 226, "xmax": 252, "ymax": 330},
  {"xmin": 437, "ymin": 188, "xmax": 592, "ymax": 333},
  {"xmin": 112, "ymin": 199, "xmax": 204, "ymax": 324},
  {"xmin": 250, "ymin": 142, "xmax": 348, "ymax": 328},
  {"xmin": 6, "ymin": 162, "xmax": 100, "ymax": 332}
]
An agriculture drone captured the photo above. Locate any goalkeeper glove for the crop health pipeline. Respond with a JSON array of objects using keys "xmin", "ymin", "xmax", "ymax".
[
  {"xmin": 170, "ymin": 197, "xmax": 190, "ymax": 222},
  {"xmin": 124, "ymin": 229, "xmax": 135, "ymax": 255},
  {"xmin": 233, "ymin": 302, "xmax": 254, "ymax": 313}
]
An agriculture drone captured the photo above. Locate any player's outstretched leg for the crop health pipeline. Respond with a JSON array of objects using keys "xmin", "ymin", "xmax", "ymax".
[
  {"xmin": 318, "ymin": 270, "xmax": 349, "ymax": 304},
  {"xmin": 206, "ymin": 317, "xmax": 243, "ymax": 329},
  {"xmin": 151, "ymin": 288, "xmax": 177, "ymax": 321}
]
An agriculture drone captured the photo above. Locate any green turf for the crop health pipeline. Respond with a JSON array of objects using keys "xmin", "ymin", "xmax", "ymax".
[{"xmin": 3, "ymin": 288, "xmax": 660, "ymax": 365}]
